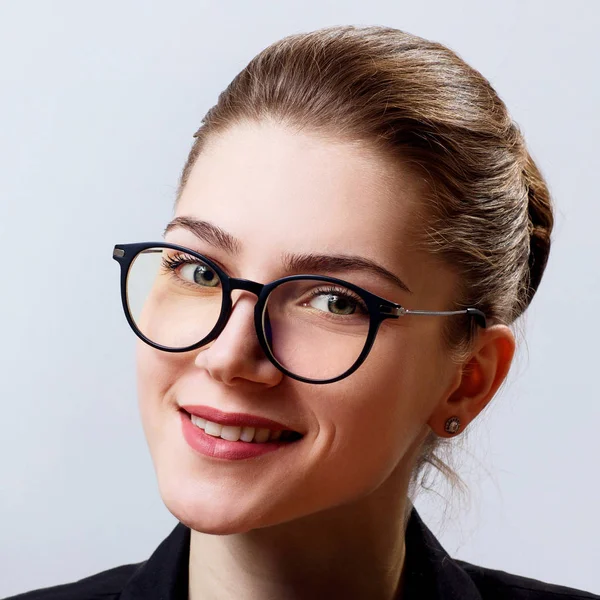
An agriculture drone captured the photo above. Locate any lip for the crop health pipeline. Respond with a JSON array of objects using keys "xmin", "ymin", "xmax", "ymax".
[
  {"xmin": 179, "ymin": 404, "xmax": 295, "ymax": 432},
  {"xmin": 179, "ymin": 411, "xmax": 299, "ymax": 460}
]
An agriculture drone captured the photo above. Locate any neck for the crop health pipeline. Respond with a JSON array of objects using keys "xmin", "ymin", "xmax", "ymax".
[{"xmin": 188, "ymin": 474, "xmax": 412, "ymax": 600}]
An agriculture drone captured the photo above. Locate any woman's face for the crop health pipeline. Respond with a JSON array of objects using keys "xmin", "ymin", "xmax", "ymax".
[{"xmin": 137, "ymin": 121, "xmax": 460, "ymax": 534}]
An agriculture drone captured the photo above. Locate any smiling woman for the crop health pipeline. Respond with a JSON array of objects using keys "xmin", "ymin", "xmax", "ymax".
[{"xmin": 8, "ymin": 24, "xmax": 598, "ymax": 600}]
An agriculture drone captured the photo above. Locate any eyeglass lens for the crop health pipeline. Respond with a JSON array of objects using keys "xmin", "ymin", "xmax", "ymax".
[{"xmin": 126, "ymin": 247, "xmax": 371, "ymax": 381}]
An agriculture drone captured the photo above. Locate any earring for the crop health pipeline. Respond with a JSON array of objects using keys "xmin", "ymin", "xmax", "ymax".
[{"xmin": 444, "ymin": 416, "xmax": 461, "ymax": 434}]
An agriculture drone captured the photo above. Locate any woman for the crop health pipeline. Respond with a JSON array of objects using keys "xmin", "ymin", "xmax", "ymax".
[{"xmin": 8, "ymin": 25, "xmax": 598, "ymax": 600}]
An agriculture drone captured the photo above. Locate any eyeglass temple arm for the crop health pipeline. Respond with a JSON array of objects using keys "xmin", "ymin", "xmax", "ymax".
[{"xmin": 383, "ymin": 306, "xmax": 487, "ymax": 329}]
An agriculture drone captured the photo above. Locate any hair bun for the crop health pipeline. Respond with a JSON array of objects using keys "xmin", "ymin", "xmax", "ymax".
[{"xmin": 523, "ymin": 153, "xmax": 553, "ymax": 307}]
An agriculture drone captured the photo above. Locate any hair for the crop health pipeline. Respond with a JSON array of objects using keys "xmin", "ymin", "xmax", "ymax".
[{"xmin": 176, "ymin": 25, "xmax": 553, "ymax": 517}]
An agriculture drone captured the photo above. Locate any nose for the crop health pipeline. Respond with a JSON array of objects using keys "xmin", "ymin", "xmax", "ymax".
[{"xmin": 193, "ymin": 291, "xmax": 283, "ymax": 387}]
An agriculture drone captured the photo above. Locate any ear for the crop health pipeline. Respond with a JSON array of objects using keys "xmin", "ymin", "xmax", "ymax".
[{"xmin": 427, "ymin": 324, "xmax": 516, "ymax": 437}]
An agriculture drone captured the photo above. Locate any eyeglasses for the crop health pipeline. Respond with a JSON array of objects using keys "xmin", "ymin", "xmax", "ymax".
[{"xmin": 112, "ymin": 242, "xmax": 487, "ymax": 384}]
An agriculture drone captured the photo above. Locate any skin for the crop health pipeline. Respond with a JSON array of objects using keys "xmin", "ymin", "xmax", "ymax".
[{"xmin": 136, "ymin": 120, "xmax": 515, "ymax": 600}]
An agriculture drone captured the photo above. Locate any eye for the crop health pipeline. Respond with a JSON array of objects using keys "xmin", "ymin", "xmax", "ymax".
[
  {"xmin": 179, "ymin": 263, "xmax": 220, "ymax": 287},
  {"xmin": 305, "ymin": 287, "xmax": 367, "ymax": 316},
  {"xmin": 161, "ymin": 252, "xmax": 221, "ymax": 288}
]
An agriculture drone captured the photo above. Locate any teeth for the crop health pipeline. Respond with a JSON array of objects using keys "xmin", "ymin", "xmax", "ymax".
[
  {"xmin": 254, "ymin": 428, "xmax": 271, "ymax": 443},
  {"xmin": 192, "ymin": 416, "xmax": 207, "ymax": 429},
  {"xmin": 190, "ymin": 414, "xmax": 293, "ymax": 444},
  {"xmin": 204, "ymin": 420, "xmax": 223, "ymax": 437},
  {"xmin": 240, "ymin": 426, "xmax": 256, "ymax": 442},
  {"xmin": 220, "ymin": 425, "xmax": 242, "ymax": 442}
]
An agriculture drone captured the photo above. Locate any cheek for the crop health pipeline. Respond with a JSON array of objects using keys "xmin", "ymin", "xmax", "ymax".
[
  {"xmin": 315, "ymin": 326, "xmax": 447, "ymax": 493},
  {"xmin": 135, "ymin": 342, "xmax": 182, "ymax": 441}
]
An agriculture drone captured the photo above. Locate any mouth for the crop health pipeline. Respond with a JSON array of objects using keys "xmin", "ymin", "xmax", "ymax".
[{"xmin": 179, "ymin": 408, "xmax": 304, "ymax": 444}]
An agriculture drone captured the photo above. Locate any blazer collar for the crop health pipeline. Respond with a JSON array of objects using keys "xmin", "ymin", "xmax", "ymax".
[
  {"xmin": 402, "ymin": 505, "xmax": 482, "ymax": 599},
  {"xmin": 119, "ymin": 520, "xmax": 190, "ymax": 600},
  {"xmin": 120, "ymin": 505, "xmax": 482, "ymax": 599}
]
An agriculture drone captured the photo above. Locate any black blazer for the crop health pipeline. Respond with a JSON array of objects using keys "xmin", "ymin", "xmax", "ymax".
[{"xmin": 4, "ymin": 506, "xmax": 598, "ymax": 599}]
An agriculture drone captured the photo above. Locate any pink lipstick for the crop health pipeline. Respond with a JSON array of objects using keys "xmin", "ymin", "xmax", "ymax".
[{"xmin": 179, "ymin": 407, "xmax": 302, "ymax": 461}]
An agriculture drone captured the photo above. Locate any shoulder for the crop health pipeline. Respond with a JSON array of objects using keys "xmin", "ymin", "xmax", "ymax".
[
  {"xmin": 404, "ymin": 506, "xmax": 598, "ymax": 600},
  {"xmin": 457, "ymin": 559, "xmax": 600, "ymax": 599},
  {"xmin": 3, "ymin": 521, "xmax": 190, "ymax": 600},
  {"xmin": 2, "ymin": 562, "xmax": 143, "ymax": 600}
]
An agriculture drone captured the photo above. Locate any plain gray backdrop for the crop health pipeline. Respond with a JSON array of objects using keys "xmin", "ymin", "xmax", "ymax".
[{"xmin": 0, "ymin": 0, "xmax": 598, "ymax": 597}]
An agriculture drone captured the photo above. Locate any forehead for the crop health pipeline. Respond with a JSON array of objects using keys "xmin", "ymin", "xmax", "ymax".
[{"xmin": 177, "ymin": 121, "xmax": 421, "ymax": 263}]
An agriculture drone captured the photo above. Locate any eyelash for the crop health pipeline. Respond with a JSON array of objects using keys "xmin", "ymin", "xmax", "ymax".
[
  {"xmin": 161, "ymin": 252, "xmax": 203, "ymax": 271},
  {"xmin": 305, "ymin": 286, "xmax": 368, "ymax": 314},
  {"xmin": 160, "ymin": 252, "xmax": 222, "ymax": 285}
]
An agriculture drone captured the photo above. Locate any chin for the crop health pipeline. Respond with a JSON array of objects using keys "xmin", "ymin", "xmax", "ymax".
[
  {"xmin": 172, "ymin": 511, "xmax": 256, "ymax": 535},
  {"xmin": 164, "ymin": 496, "xmax": 264, "ymax": 535},
  {"xmin": 155, "ymin": 468, "xmax": 269, "ymax": 535}
]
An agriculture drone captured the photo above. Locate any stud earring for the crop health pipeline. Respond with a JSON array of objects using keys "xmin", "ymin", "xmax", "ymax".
[{"xmin": 444, "ymin": 416, "xmax": 461, "ymax": 434}]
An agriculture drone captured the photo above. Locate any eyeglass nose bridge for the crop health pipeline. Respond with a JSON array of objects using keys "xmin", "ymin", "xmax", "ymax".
[
  {"xmin": 214, "ymin": 277, "xmax": 271, "ymax": 354},
  {"xmin": 228, "ymin": 277, "xmax": 265, "ymax": 298}
]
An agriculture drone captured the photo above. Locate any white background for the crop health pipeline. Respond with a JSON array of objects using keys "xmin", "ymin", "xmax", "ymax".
[{"xmin": 0, "ymin": 0, "xmax": 598, "ymax": 597}]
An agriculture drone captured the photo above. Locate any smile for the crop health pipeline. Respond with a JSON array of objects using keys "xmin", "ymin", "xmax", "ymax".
[
  {"xmin": 189, "ymin": 414, "xmax": 302, "ymax": 443},
  {"xmin": 179, "ymin": 407, "xmax": 303, "ymax": 460}
]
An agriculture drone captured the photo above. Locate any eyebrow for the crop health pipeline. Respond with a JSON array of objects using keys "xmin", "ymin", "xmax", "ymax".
[
  {"xmin": 165, "ymin": 216, "xmax": 243, "ymax": 254},
  {"xmin": 163, "ymin": 216, "xmax": 412, "ymax": 294}
]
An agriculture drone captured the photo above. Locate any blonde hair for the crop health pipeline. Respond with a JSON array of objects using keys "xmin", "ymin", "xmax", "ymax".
[{"xmin": 177, "ymin": 25, "xmax": 554, "ymax": 507}]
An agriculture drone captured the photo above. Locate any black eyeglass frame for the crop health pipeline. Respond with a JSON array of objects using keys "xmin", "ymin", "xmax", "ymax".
[{"xmin": 113, "ymin": 242, "xmax": 487, "ymax": 385}]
